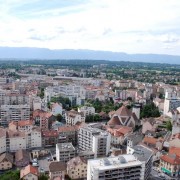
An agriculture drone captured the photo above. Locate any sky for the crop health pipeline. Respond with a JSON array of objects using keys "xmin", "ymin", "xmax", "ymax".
[{"xmin": 0, "ymin": 0, "xmax": 180, "ymax": 55}]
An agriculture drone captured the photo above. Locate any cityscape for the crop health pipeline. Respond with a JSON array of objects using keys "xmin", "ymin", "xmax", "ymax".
[{"xmin": 0, "ymin": 1, "xmax": 180, "ymax": 180}]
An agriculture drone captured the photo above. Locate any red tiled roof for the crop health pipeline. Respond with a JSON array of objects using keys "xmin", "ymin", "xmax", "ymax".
[
  {"xmin": 143, "ymin": 137, "xmax": 158, "ymax": 145},
  {"xmin": 115, "ymin": 105, "xmax": 132, "ymax": 117},
  {"xmin": 42, "ymin": 130, "xmax": 58, "ymax": 137},
  {"xmin": 161, "ymin": 154, "xmax": 180, "ymax": 165},
  {"xmin": 108, "ymin": 116, "xmax": 120, "ymax": 126},
  {"xmin": 169, "ymin": 147, "xmax": 180, "ymax": 157},
  {"xmin": 20, "ymin": 164, "xmax": 38, "ymax": 178},
  {"xmin": 18, "ymin": 120, "xmax": 33, "ymax": 127}
]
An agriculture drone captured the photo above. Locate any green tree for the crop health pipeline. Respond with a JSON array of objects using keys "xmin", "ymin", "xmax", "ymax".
[
  {"xmin": 165, "ymin": 120, "xmax": 172, "ymax": 131},
  {"xmin": 0, "ymin": 170, "xmax": 20, "ymax": 180},
  {"xmin": 56, "ymin": 114, "xmax": 63, "ymax": 122},
  {"xmin": 140, "ymin": 102, "xmax": 160, "ymax": 119},
  {"xmin": 38, "ymin": 173, "xmax": 49, "ymax": 180}
]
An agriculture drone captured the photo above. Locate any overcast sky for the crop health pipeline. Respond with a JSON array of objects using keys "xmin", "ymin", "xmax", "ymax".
[{"xmin": 0, "ymin": 0, "xmax": 180, "ymax": 55}]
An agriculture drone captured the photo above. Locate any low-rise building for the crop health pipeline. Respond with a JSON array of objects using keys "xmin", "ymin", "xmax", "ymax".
[
  {"xmin": 160, "ymin": 152, "xmax": 180, "ymax": 178},
  {"xmin": 20, "ymin": 164, "xmax": 39, "ymax": 180},
  {"xmin": 49, "ymin": 161, "xmax": 67, "ymax": 180},
  {"xmin": 106, "ymin": 125, "xmax": 133, "ymax": 147},
  {"xmin": 56, "ymin": 143, "xmax": 76, "ymax": 163},
  {"xmin": 65, "ymin": 110, "xmax": 85, "ymax": 126},
  {"xmin": 0, "ymin": 153, "xmax": 13, "ymax": 170},
  {"xmin": 51, "ymin": 102, "xmax": 63, "ymax": 116},
  {"xmin": 78, "ymin": 106, "xmax": 95, "ymax": 116},
  {"xmin": 67, "ymin": 156, "xmax": 87, "ymax": 180}
]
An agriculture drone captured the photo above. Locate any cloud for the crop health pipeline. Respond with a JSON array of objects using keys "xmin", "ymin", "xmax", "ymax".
[{"xmin": 0, "ymin": 0, "xmax": 180, "ymax": 55}]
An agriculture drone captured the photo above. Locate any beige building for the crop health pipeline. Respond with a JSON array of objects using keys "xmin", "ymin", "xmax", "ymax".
[
  {"xmin": 67, "ymin": 156, "xmax": 87, "ymax": 180},
  {"xmin": 0, "ymin": 128, "xmax": 6, "ymax": 154},
  {"xmin": 0, "ymin": 153, "xmax": 13, "ymax": 170},
  {"xmin": 160, "ymin": 153, "xmax": 180, "ymax": 178},
  {"xmin": 20, "ymin": 164, "xmax": 39, "ymax": 180},
  {"xmin": 18, "ymin": 120, "xmax": 33, "ymax": 133},
  {"xmin": 7, "ymin": 130, "xmax": 26, "ymax": 152},
  {"xmin": 49, "ymin": 161, "xmax": 67, "ymax": 180},
  {"xmin": 65, "ymin": 110, "xmax": 85, "ymax": 126}
]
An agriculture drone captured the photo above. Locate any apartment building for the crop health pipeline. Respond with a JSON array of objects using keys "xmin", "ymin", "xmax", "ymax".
[
  {"xmin": 65, "ymin": 110, "xmax": 85, "ymax": 126},
  {"xmin": 0, "ymin": 128, "xmax": 6, "ymax": 154},
  {"xmin": 0, "ymin": 104, "xmax": 30, "ymax": 126},
  {"xmin": 56, "ymin": 143, "xmax": 76, "ymax": 163},
  {"xmin": 78, "ymin": 106, "xmax": 95, "ymax": 116},
  {"xmin": 26, "ymin": 127, "xmax": 42, "ymax": 149},
  {"xmin": 127, "ymin": 144, "xmax": 153, "ymax": 180},
  {"xmin": 18, "ymin": 120, "xmax": 33, "ymax": 133},
  {"xmin": 164, "ymin": 90, "xmax": 180, "ymax": 116},
  {"xmin": 5, "ymin": 93, "xmax": 29, "ymax": 105},
  {"xmin": 42, "ymin": 130, "xmax": 58, "ymax": 147},
  {"xmin": 6, "ymin": 130, "xmax": 27, "ymax": 152},
  {"xmin": 87, "ymin": 154, "xmax": 144, "ymax": 180},
  {"xmin": 57, "ymin": 125, "xmax": 78, "ymax": 146},
  {"xmin": 33, "ymin": 109, "xmax": 53, "ymax": 130},
  {"xmin": 67, "ymin": 156, "xmax": 87, "ymax": 180},
  {"xmin": 44, "ymin": 85, "xmax": 86, "ymax": 106},
  {"xmin": 78, "ymin": 126, "xmax": 111, "ymax": 158}
]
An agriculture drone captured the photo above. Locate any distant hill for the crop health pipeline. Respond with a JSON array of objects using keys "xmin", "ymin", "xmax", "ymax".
[{"xmin": 0, "ymin": 47, "xmax": 180, "ymax": 64}]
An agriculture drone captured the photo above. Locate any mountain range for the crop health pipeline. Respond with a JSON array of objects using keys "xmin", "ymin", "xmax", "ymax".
[{"xmin": 0, "ymin": 47, "xmax": 180, "ymax": 64}]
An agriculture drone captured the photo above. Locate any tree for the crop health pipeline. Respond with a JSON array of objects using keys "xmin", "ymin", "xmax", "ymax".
[
  {"xmin": 140, "ymin": 102, "xmax": 160, "ymax": 119},
  {"xmin": 0, "ymin": 170, "xmax": 20, "ymax": 180},
  {"xmin": 165, "ymin": 120, "xmax": 172, "ymax": 131},
  {"xmin": 56, "ymin": 114, "xmax": 63, "ymax": 122},
  {"xmin": 38, "ymin": 174, "xmax": 49, "ymax": 180}
]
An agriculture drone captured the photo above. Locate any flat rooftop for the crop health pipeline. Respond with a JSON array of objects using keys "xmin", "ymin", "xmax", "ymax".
[
  {"xmin": 132, "ymin": 145, "xmax": 153, "ymax": 162},
  {"xmin": 88, "ymin": 154, "xmax": 142, "ymax": 171},
  {"xmin": 56, "ymin": 143, "xmax": 75, "ymax": 152}
]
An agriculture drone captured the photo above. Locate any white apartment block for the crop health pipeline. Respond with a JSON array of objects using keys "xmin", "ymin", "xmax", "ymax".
[
  {"xmin": 7, "ymin": 130, "xmax": 27, "ymax": 152},
  {"xmin": 87, "ymin": 154, "xmax": 144, "ymax": 180},
  {"xmin": 44, "ymin": 85, "xmax": 86, "ymax": 105},
  {"xmin": 78, "ymin": 126, "xmax": 111, "ymax": 158},
  {"xmin": 26, "ymin": 128, "xmax": 42, "ymax": 149},
  {"xmin": 164, "ymin": 90, "xmax": 180, "ymax": 116},
  {"xmin": 78, "ymin": 106, "xmax": 95, "ymax": 116},
  {"xmin": 65, "ymin": 110, "xmax": 85, "ymax": 126},
  {"xmin": 0, "ymin": 104, "xmax": 30, "ymax": 126},
  {"xmin": 127, "ymin": 145, "xmax": 153, "ymax": 180},
  {"xmin": 0, "ymin": 128, "xmax": 6, "ymax": 154},
  {"xmin": 56, "ymin": 143, "xmax": 76, "ymax": 163}
]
